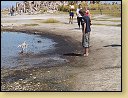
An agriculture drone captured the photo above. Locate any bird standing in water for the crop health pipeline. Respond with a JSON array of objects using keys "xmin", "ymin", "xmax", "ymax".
[{"xmin": 18, "ymin": 41, "xmax": 28, "ymax": 53}]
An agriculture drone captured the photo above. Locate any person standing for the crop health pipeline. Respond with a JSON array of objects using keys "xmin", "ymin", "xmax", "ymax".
[
  {"xmin": 79, "ymin": 9, "xmax": 91, "ymax": 57},
  {"xmin": 85, "ymin": 7, "xmax": 92, "ymax": 25},
  {"xmin": 69, "ymin": 9, "xmax": 74, "ymax": 24},
  {"xmin": 10, "ymin": 6, "xmax": 15, "ymax": 16},
  {"xmin": 69, "ymin": 2, "xmax": 75, "ymax": 24},
  {"xmin": 76, "ymin": 4, "xmax": 82, "ymax": 29}
]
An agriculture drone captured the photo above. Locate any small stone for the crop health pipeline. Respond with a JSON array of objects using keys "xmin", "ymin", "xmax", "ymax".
[
  {"xmin": 30, "ymin": 74, "xmax": 32, "ymax": 75},
  {"xmin": 19, "ymin": 79, "xmax": 23, "ymax": 81},
  {"xmin": 33, "ymin": 77, "xmax": 36, "ymax": 79},
  {"xmin": 63, "ymin": 80, "xmax": 66, "ymax": 82}
]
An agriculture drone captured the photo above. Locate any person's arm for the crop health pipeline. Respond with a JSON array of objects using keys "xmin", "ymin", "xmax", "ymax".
[
  {"xmin": 81, "ymin": 17, "xmax": 86, "ymax": 33},
  {"xmin": 76, "ymin": 9, "xmax": 78, "ymax": 16},
  {"xmin": 83, "ymin": 23, "xmax": 86, "ymax": 33}
]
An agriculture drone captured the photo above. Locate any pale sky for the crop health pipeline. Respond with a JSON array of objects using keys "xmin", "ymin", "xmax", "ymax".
[
  {"xmin": 1, "ymin": 1, "xmax": 121, "ymax": 9},
  {"xmin": 101, "ymin": 1, "xmax": 121, "ymax": 4},
  {"xmin": 1, "ymin": 1, "xmax": 23, "ymax": 9}
]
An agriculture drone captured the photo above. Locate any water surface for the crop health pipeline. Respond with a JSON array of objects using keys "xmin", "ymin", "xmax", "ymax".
[{"xmin": 1, "ymin": 31, "xmax": 64, "ymax": 68}]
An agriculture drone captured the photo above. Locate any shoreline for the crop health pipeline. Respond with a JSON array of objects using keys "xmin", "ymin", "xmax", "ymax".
[
  {"xmin": 1, "ymin": 14, "xmax": 121, "ymax": 91},
  {"xmin": 1, "ymin": 27, "xmax": 83, "ymax": 91},
  {"xmin": 1, "ymin": 27, "xmax": 83, "ymax": 69},
  {"xmin": 1, "ymin": 26, "xmax": 82, "ymax": 65}
]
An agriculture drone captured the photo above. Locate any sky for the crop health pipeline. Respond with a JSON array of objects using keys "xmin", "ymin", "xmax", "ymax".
[
  {"xmin": 1, "ymin": 1, "xmax": 23, "ymax": 9},
  {"xmin": 1, "ymin": 1, "xmax": 121, "ymax": 9},
  {"xmin": 101, "ymin": 1, "xmax": 121, "ymax": 4}
]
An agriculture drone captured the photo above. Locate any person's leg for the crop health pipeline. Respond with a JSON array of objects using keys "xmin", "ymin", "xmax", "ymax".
[
  {"xmin": 71, "ymin": 16, "xmax": 73, "ymax": 24},
  {"xmin": 80, "ymin": 17, "xmax": 82, "ymax": 28},
  {"xmin": 77, "ymin": 17, "xmax": 78, "ymax": 22},
  {"xmin": 78, "ymin": 17, "xmax": 80, "ymax": 28},
  {"xmin": 77, "ymin": 17, "xmax": 79, "ymax": 25},
  {"xmin": 83, "ymin": 33, "xmax": 90, "ymax": 56},
  {"xmin": 88, "ymin": 32, "xmax": 90, "ymax": 47},
  {"xmin": 84, "ymin": 48, "xmax": 89, "ymax": 56},
  {"xmin": 69, "ymin": 16, "xmax": 71, "ymax": 23},
  {"xmin": 13, "ymin": 12, "xmax": 14, "ymax": 16},
  {"xmin": 11, "ymin": 12, "xmax": 12, "ymax": 16},
  {"xmin": 84, "ymin": 48, "xmax": 86, "ymax": 55}
]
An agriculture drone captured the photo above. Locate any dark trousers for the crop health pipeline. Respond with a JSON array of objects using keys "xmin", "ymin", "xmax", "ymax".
[{"xmin": 77, "ymin": 17, "xmax": 82, "ymax": 28}]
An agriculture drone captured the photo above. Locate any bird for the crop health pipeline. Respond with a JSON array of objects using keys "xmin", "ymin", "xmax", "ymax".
[{"xmin": 18, "ymin": 41, "xmax": 28, "ymax": 53}]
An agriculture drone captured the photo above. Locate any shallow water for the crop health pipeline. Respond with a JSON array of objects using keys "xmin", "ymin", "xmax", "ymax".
[
  {"xmin": 2, "ymin": 31, "xmax": 56, "ymax": 55},
  {"xmin": 1, "ymin": 31, "xmax": 68, "ymax": 68}
]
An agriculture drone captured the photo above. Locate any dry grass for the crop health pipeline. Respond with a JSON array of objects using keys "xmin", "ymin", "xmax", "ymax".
[
  {"xmin": 92, "ymin": 19, "xmax": 121, "ymax": 22},
  {"xmin": 92, "ymin": 23, "xmax": 121, "ymax": 27},
  {"xmin": 23, "ymin": 24, "xmax": 39, "ymax": 26},
  {"xmin": 43, "ymin": 18, "xmax": 59, "ymax": 23},
  {"xmin": 1, "ymin": 10, "xmax": 9, "ymax": 15}
]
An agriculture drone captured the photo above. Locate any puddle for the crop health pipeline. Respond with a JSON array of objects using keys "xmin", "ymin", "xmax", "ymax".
[{"xmin": 1, "ymin": 31, "xmax": 68, "ymax": 68}]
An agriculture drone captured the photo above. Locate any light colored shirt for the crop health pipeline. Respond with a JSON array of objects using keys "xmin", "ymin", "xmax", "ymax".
[
  {"xmin": 70, "ymin": 5, "xmax": 75, "ymax": 9},
  {"xmin": 76, "ymin": 8, "xmax": 82, "ymax": 17}
]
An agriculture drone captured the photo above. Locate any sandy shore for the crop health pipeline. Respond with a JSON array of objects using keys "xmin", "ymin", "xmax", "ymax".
[{"xmin": 1, "ymin": 13, "xmax": 121, "ymax": 91}]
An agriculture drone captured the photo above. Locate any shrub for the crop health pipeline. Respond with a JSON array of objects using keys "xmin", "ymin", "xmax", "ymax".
[
  {"xmin": 23, "ymin": 24, "xmax": 39, "ymax": 26},
  {"xmin": 43, "ymin": 18, "xmax": 59, "ymax": 23},
  {"xmin": 58, "ymin": 5, "xmax": 70, "ymax": 12},
  {"xmin": 57, "ymin": 3, "xmax": 121, "ymax": 17},
  {"xmin": 39, "ymin": 8, "xmax": 47, "ymax": 13}
]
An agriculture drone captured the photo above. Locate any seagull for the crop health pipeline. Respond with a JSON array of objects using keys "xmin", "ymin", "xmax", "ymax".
[{"xmin": 18, "ymin": 41, "xmax": 28, "ymax": 53}]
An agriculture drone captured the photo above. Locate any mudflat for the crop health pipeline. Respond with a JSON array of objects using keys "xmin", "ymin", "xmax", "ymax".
[{"xmin": 1, "ymin": 13, "xmax": 121, "ymax": 91}]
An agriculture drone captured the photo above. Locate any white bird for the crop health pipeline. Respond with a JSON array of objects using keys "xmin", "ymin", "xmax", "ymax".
[{"xmin": 18, "ymin": 41, "xmax": 28, "ymax": 53}]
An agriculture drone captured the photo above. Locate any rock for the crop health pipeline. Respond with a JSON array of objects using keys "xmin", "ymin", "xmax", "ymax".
[
  {"xmin": 37, "ymin": 40, "xmax": 41, "ymax": 43},
  {"xmin": 33, "ymin": 77, "xmax": 36, "ymax": 79},
  {"xmin": 12, "ymin": 1, "xmax": 74, "ymax": 14},
  {"xmin": 19, "ymin": 79, "xmax": 23, "ymax": 81}
]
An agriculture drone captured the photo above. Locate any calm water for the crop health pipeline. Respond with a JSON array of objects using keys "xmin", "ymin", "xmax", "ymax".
[{"xmin": 1, "ymin": 31, "xmax": 59, "ymax": 68}]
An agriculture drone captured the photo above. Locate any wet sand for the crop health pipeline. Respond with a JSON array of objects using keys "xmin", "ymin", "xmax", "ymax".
[{"xmin": 1, "ymin": 13, "xmax": 121, "ymax": 91}]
